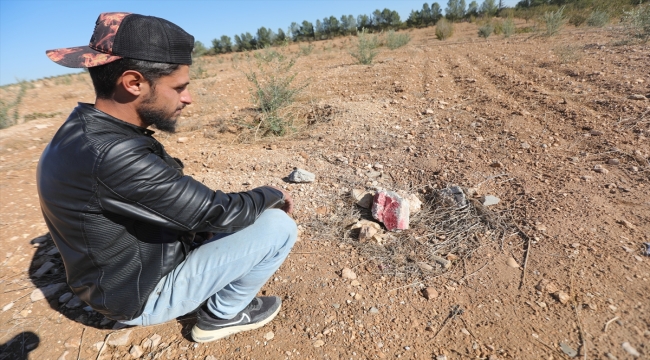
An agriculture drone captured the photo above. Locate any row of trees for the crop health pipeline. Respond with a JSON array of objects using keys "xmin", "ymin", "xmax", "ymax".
[{"xmin": 201, "ymin": 1, "xmax": 507, "ymax": 55}]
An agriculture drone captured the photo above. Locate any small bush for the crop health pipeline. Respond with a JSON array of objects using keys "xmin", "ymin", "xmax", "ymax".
[
  {"xmin": 543, "ymin": 6, "xmax": 567, "ymax": 36},
  {"xmin": 569, "ymin": 13, "xmax": 587, "ymax": 27},
  {"xmin": 241, "ymin": 48, "xmax": 306, "ymax": 136},
  {"xmin": 478, "ymin": 23, "xmax": 494, "ymax": 38},
  {"xmin": 587, "ymin": 10, "xmax": 609, "ymax": 27},
  {"xmin": 0, "ymin": 81, "xmax": 28, "ymax": 129},
  {"xmin": 386, "ymin": 30, "xmax": 411, "ymax": 50},
  {"xmin": 622, "ymin": 5, "xmax": 650, "ymax": 42},
  {"xmin": 554, "ymin": 44, "xmax": 582, "ymax": 64},
  {"xmin": 502, "ymin": 18, "xmax": 515, "ymax": 38},
  {"xmin": 350, "ymin": 28, "xmax": 379, "ymax": 65},
  {"xmin": 299, "ymin": 44, "xmax": 314, "ymax": 56},
  {"xmin": 493, "ymin": 20, "xmax": 503, "ymax": 35},
  {"xmin": 435, "ymin": 18, "xmax": 454, "ymax": 40}
]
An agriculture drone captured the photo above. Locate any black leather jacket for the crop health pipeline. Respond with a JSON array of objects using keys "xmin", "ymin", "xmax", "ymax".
[{"xmin": 37, "ymin": 103, "xmax": 284, "ymax": 321}]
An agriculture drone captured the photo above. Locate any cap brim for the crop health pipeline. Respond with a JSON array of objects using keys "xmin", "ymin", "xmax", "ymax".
[{"xmin": 46, "ymin": 46, "xmax": 122, "ymax": 68}]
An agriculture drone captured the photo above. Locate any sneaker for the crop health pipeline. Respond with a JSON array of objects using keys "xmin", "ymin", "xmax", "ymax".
[{"xmin": 191, "ymin": 296, "xmax": 281, "ymax": 343}]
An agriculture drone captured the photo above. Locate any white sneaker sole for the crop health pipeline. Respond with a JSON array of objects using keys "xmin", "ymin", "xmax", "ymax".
[{"xmin": 191, "ymin": 304, "xmax": 281, "ymax": 343}]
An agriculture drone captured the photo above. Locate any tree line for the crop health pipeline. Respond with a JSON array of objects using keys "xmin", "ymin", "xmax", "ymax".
[{"xmin": 195, "ymin": 1, "xmax": 510, "ymax": 55}]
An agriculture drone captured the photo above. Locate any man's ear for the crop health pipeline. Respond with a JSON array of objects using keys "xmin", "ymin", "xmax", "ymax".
[{"xmin": 119, "ymin": 70, "xmax": 147, "ymax": 96}]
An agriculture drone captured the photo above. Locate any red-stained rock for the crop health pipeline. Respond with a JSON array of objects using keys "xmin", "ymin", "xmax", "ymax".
[{"xmin": 372, "ymin": 190, "xmax": 409, "ymax": 231}]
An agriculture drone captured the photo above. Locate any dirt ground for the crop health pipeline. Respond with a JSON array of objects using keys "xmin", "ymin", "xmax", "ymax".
[{"xmin": 0, "ymin": 23, "xmax": 648, "ymax": 360}]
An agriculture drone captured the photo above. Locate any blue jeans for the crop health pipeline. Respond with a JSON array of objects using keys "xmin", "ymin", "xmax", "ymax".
[{"xmin": 121, "ymin": 209, "xmax": 297, "ymax": 326}]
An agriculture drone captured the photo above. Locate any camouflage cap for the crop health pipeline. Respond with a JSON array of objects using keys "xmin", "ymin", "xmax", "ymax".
[{"xmin": 46, "ymin": 12, "xmax": 194, "ymax": 68}]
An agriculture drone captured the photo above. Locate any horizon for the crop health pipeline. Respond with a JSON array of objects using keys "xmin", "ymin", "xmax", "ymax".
[{"xmin": 0, "ymin": 0, "xmax": 519, "ymax": 86}]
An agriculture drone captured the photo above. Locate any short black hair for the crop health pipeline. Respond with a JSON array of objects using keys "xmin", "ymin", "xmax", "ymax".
[{"xmin": 88, "ymin": 58, "xmax": 180, "ymax": 99}]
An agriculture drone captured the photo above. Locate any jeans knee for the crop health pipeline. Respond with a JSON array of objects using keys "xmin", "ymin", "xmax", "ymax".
[{"xmin": 261, "ymin": 209, "xmax": 298, "ymax": 247}]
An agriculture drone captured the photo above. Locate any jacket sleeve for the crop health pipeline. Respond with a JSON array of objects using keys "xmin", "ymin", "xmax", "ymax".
[{"xmin": 95, "ymin": 137, "xmax": 285, "ymax": 233}]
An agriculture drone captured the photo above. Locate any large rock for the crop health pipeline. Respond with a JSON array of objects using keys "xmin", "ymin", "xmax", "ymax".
[
  {"xmin": 439, "ymin": 186, "xmax": 467, "ymax": 208},
  {"xmin": 107, "ymin": 330, "xmax": 132, "ymax": 346},
  {"xmin": 288, "ymin": 168, "xmax": 315, "ymax": 183},
  {"xmin": 372, "ymin": 190, "xmax": 410, "ymax": 231}
]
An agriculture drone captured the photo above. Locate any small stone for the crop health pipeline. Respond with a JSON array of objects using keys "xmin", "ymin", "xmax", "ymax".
[
  {"xmin": 313, "ymin": 339, "xmax": 325, "ymax": 348},
  {"xmin": 618, "ymin": 219, "xmax": 635, "ymax": 229},
  {"xmin": 65, "ymin": 296, "xmax": 83, "ymax": 309},
  {"xmin": 354, "ymin": 293, "xmax": 362, "ymax": 300},
  {"xmin": 439, "ymin": 186, "xmax": 467, "ymax": 207},
  {"xmin": 405, "ymin": 193, "xmax": 422, "ymax": 215},
  {"xmin": 521, "ymin": 142, "xmax": 531, "ymax": 149},
  {"xmin": 31, "ymin": 282, "xmax": 66, "ymax": 302},
  {"xmin": 417, "ymin": 262, "xmax": 433, "ymax": 271},
  {"xmin": 536, "ymin": 224, "xmax": 547, "ymax": 232},
  {"xmin": 590, "ymin": 130, "xmax": 604, "ymax": 136},
  {"xmin": 107, "ymin": 330, "xmax": 132, "ymax": 346},
  {"xmin": 141, "ymin": 338, "xmax": 153, "ymax": 349},
  {"xmin": 422, "ymin": 287, "xmax": 438, "ymax": 300},
  {"xmin": 630, "ymin": 166, "xmax": 639, "ymax": 172},
  {"xmin": 177, "ymin": 137, "xmax": 188, "ymax": 143},
  {"xmin": 352, "ymin": 189, "xmax": 374, "ymax": 208},
  {"xmin": 482, "ymin": 195, "xmax": 500, "ymax": 206},
  {"xmin": 555, "ymin": 291, "xmax": 570, "ymax": 304},
  {"xmin": 593, "ymin": 165, "xmax": 609, "ymax": 174},
  {"xmin": 341, "ymin": 268, "xmax": 357, "ymax": 280},
  {"xmin": 149, "ymin": 334, "xmax": 162, "ymax": 348},
  {"xmin": 436, "ymin": 355, "xmax": 448, "ymax": 360},
  {"xmin": 628, "ymin": 94, "xmax": 647, "ymax": 100},
  {"xmin": 129, "ymin": 345, "xmax": 144, "ymax": 358},
  {"xmin": 425, "ymin": 108, "xmax": 434, "ymax": 114},
  {"xmin": 359, "ymin": 225, "xmax": 378, "ymax": 241},
  {"xmin": 30, "ymin": 235, "xmax": 50, "ymax": 245},
  {"xmin": 605, "ymin": 353, "xmax": 618, "ymax": 360},
  {"xmin": 559, "ymin": 342, "xmax": 578, "ymax": 358},
  {"xmin": 288, "ymin": 168, "xmax": 315, "ymax": 183},
  {"xmin": 46, "ymin": 247, "xmax": 60, "ymax": 255},
  {"xmin": 621, "ymin": 342, "xmax": 640, "ymax": 357},
  {"xmin": 33, "ymin": 261, "xmax": 55, "ymax": 278},
  {"xmin": 431, "ymin": 255, "xmax": 452, "ymax": 269},
  {"xmin": 581, "ymin": 175, "xmax": 592, "ymax": 181},
  {"xmin": 607, "ymin": 158, "xmax": 620, "ymax": 165},
  {"xmin": 369, "ymin": 307, "xmax": 379, "ymax": 314},
  {"xmin": 506, "ymin": 257, "xmax": 519, "ymax": 268},
  {"xmin": 3, "ymin": 302, "xmax": 14, "ymax": 312},
  {"xmin": 93, "ymin": 342, "xmax": 104, "ymax": 351},
  {"xmin": 461, "ymin": 328, "xmax": 470, "ymax": 336},
  {"xmin": 205, "ymin": 356, "xmax": 218, "ymax": 360},
  {"xmin": 350, "ymin": 280, "xmax": 360, "ymax": 286},
  {"xmin": 490, "ymin": 161, "xmax": 503, "ymax": 168},
  {"xmin": 264, "ymin": 331, "xmax": 274, "ymax": 341}
]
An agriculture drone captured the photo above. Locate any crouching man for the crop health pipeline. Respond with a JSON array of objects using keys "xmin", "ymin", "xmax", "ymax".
[{"xmin": 37, "ymin": 12, "xmax": 297, "ymax": 342}]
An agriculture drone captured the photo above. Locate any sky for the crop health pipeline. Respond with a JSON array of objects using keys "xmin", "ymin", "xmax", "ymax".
[{"xmin": 0, "ymin": 0, "xmax": 519, "ymax": 86}]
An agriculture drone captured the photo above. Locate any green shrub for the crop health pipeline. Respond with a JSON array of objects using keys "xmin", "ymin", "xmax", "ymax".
[
  {"xmin": 0, "ymin": 81, "xmax": 28, "ymax": 129},
  {"xmin": 569, "ymin": 13, "xmax": 587, "ymax": 27},
  {"xmin": 241, "ymin": 48, "xmax": 306, "ymax": 136},
  {"xmin": 586, "ymin": 10, "xmax": 609, "ymax": 27},
  {"xmin": 543, "ymin": 6, "xmax": 567, "ymax": 36},
  {"xmin": 502, "ymin": 18, "xmax": 515, "ymax": 38},
  {"xmin": 478, "ymin": 23, "xmax": 494, "ymax": 38},
  {"xmin": 386, "ymin": 30, "xmax": 411, "ymax": 50},
  {"xmin": 299, "ymin": 44, "xmax": 314, "ymax": 56},
  {"xmin": 622, "ymin": 4, "xmax": 650, "ymax": 42},
  {"xmin": 435, "ymin": 18, "xmax": 454, "ymax": 40},
  {"xmin": 493, "ymin": 20, "xmax": 503, "ymax": 35},
  {"xmin": 350, "ymin": 28, "xmax": 379, "ymax": 65}
]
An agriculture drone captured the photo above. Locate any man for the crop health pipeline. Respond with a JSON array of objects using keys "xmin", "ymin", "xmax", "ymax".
[{"xmin": 37, "ymin": 12, "xmax": 297, "ymax": 343}]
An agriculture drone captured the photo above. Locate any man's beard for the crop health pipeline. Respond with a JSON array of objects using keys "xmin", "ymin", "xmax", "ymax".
[{"xmin": 137, "ymin": 92, "xmax": 182, "ymax": 133}]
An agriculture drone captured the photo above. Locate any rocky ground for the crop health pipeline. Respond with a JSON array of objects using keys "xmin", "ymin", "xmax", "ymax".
[{"xmin": 0, "ymin": 23, "xmax": 649, "ymax": 360}]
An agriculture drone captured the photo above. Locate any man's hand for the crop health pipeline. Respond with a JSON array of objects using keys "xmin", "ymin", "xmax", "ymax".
[{"xmin": 269, "ymin": 186, "xmax": 294, "ymax": 214}]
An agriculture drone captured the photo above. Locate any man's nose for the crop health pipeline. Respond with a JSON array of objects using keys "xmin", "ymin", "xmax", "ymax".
[{"xmin": 181, "ymin": 89, "xmax": 192, "ymax": 105}]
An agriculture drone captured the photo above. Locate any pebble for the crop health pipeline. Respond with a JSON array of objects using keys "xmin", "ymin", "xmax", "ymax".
[
  {"xmin": 149, "ymin": 334, "xmax": 162, "ymax": 348},
  {"xmin": 129, "ymin": 345, "xmax": 144, "ymax": 358},
  {"xmin": 64, "ymin": 337, "xmax": 80, "ymax": 348},
  {"xmin": 177, "ymin": 137, "xmax": 188, "ymax": 143},
  {"xmin": 630, "ymin": 166, "xmax": 638, "ymax": 172},
  {"xmin": 288, "ymin": 168, "xmax": 315, "ymax": 183},
  {"xmin": 93, "ymin": 342, "xmax": 104, "ymax": 351},
  {"xmin": 341, "ymin": 268, "xmax": 357, "ymax": 280},
  {"xmin": 593, "ymin": 164, "xmax": 609, "ymax": 174},
  {"xmin": 506, "ymin": 257, "xmax": 519, "ymax": 268},
  {"xmin": 559, "ymin": 342, "xmax": 578, "ymax": 358},
  {"xmin": 607, "ymin": 158, "xmax": 620, "ymax": 165},
  {"xmin": 422, "ymin": 287, "xmax": 438, "ymax": 300},
  {"xmin": 205, "ymin": 356, "xmax": 218, "ymax": 360},
  {"xmin": 405, "ymin": 193, "xmax": 422, "ymax": 215},
  {"xmin": 555, "ymin": 291, "xmax": 570, "ymax": 304},
  {"xmin": 622, "ymin": 342, "xmax": 640, "ymax": 357},
  {"xmin": 461, "ymin": 328, "xmax": 470, "ymax": 336},
  {"xmin": 107, "ymin": 330, "xmax": 132, "ymax": 346},
  {"xmin": 628, "ymin": 94, "xmax": 647, "ymax": 100},
  {"xmin": 369, "ymin": 307, "xmax": 379, "ymax": 314},
  {"xmin": 33, "ymin": 261, "xmax": 55, "ymax": 278},
  {"xmin": 417, "ymin": 262, "xmax": 434, "ymax": 271},
  {"xmin": 581, "ymin": 175, "xmax": 592, "ymax": 181},
  {"xmin": 436, "ymin": 355, "xmax": 448, "ymax": 360},
  {"xmin": 2, "ymin": 302, "xmax": 14, "ymax": 312},
  {"xmin": 264, "ymin": 331, "xmax": 274, "ymax": 341},
  {"xmin": 431, "ymin": 255, "xmax": 452, "ymax": 269},
  {"xmin": 618, "ymin": 219, "xmax": 635, "ymax": 229},
  {"xmin": 31, "ymin": 282, "xmax": 66, "ymax": 302},
  {"xmin": 65, "ymin": 296, "xmax": 83, "ymax": 309},
  {"xmin": 521, "ymin": 142, "xmax": 530, "ymax": 149},
  {"xmin": 590, "ymin": 130, "xmax": 604, "ymax": 136},
  {"xmin": 605, "ymin": 353, "xmax": 618, "ymax": 360},
  {"xmin": 425, "ymin": 108, "xmax": 434, "ymax": 114},
  {"xmin": 313, "ymin": 339, "xmax": 325, "ymax": 348},
  {"xmin": 30, "ymin": 235, "xmax": 50, "ymax": 245},
  {"xmin": 482, "ymin": 195, "xmax": 500, "ymax": 206},
  {"xmin": 490, "ymin": 161, "xmax": 503, "ymax": 168},
  {"xmin": 59, "ymin": 293, "xmax": 72, "ymax": 304},
  {"xmin": 350, "ymin": 280, "xmax": 360, "ymax": 286}
]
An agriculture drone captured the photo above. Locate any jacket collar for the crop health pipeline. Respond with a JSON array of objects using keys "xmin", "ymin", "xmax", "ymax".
[{"xmin": 76, "ymin": 102, "xmax": 156, "ymax": 136}]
